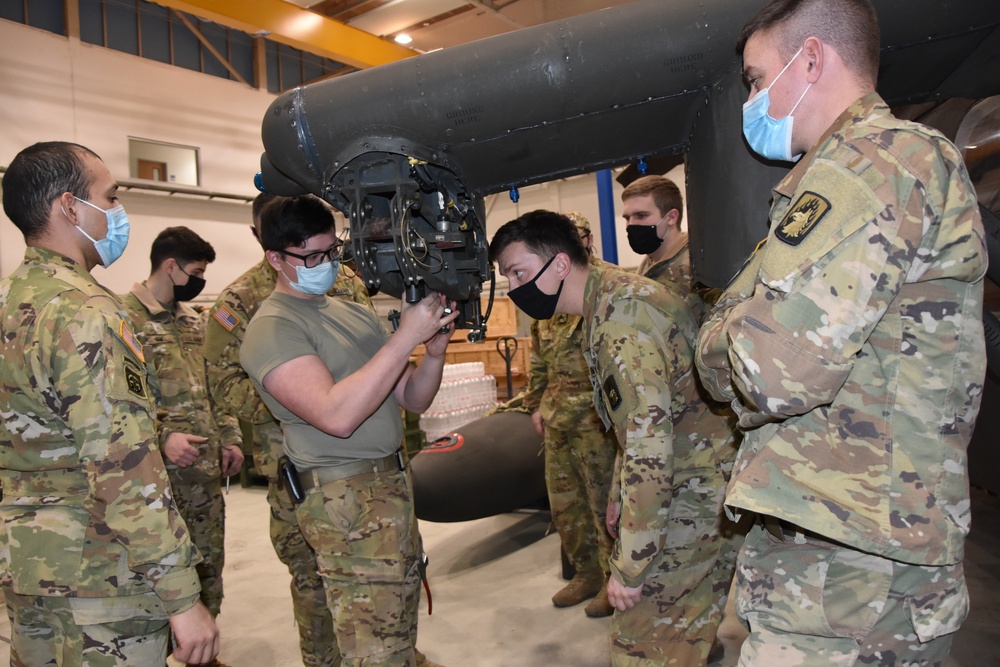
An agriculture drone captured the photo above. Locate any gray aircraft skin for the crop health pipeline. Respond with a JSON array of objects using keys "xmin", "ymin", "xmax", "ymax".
[{"xmin": 256, "ymin": 0, "xmax": 1000, "ymax": 513}]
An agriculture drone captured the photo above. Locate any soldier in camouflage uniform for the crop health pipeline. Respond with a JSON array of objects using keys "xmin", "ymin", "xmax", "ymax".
[
  {"xmin": 619, "ymin": 175, "xmax": 740, "ymax": 663},
  {"xmin": 695, "ymin": 1, "xmax": 987, "ymax": 665},
  {"xmin": 621, "ymin": 175, "xmax": 718, "ymax": 323},
  {"xmin": 240, "ymin": 195, "xmax": 454, "ymax": 667},
  {"xmin": 204, "ymin": 193, "xmax": 373, "ymax": 667},
  {"xmin": 0, "ymin": 141, "xmax": 219, "ymax": 665},
  {"xmin": 120, "ymin": 227, "xmax": 244, "ymax": 666},
  {"xmin": 491, "ymin": 210, "xmax": 737, "ymax": 667},
  {"xmin": 521, "ymin": 212, "xmax": 619, "ymax": 617}
]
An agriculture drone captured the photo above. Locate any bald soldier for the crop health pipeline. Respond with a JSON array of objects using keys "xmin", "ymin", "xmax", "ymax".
[
  {"xmin": 491, "ymin": 210, "xmax": 736, "ymax": 667},
  {"xmin": 521, "ymin": 212, "xmax": 619, "ymax": 618},
  {"xmin": 0, "ymin": 141, "xmax": 219, "ymax": 665},
  {"xmin": 696, "ymin": 0, "xmax": 987, "ymax": 664}
]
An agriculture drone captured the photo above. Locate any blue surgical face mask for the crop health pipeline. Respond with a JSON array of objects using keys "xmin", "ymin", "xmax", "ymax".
[
  {"xmin": 282, "ymin": 258, "xmax": 340, "ymax": 295},
  {"xmin": 742, "ymin": 47, "xmax": 811, "ymax": 162},
  {"xmin": 73, "ymin": 197, "xmax": 131, "ymax": 267}
]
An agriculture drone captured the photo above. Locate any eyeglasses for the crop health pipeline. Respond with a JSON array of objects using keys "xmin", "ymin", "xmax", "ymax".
[{"xmin": 280, "ymin": 241, "xmax": 343, "ymax": 269}]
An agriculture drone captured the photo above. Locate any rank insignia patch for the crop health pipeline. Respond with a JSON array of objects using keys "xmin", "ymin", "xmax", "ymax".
[
  {"xmin": 603, "ymin": 374, "xmax": 622, "ymax": 412},
  {"xmin": 776, "ymin": 192, "xmax": 831, "ymax": 246},
  {"xmin": 123, "ymin": 358, "xmax": 147, "ymax": 399},
  {"xmin": 118, "ymin": 321, "xmax": 145, "ymax": 363},
  {"xmin": 213, "ymin": 306, "xmax": 241, "ymax": 332}
]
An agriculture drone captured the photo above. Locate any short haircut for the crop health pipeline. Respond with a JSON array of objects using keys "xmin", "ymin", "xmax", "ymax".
[
  {"xmin": 150, "ymin": 226, "xmax": 216, "ymax": 270},
  {"xmin": 489, "ymin": 210, "xmax": 589, "ymax": 270},
  {"xmin": 2, "ymin": 141, "xmax": 100, "ymax": 240},
  {"xmin": 738, "ymin": 0, "xmax": 880, "ymax": 86},
  {"xmin": 258, "ymin": 195, "xmax": 336, "ymax": 252},
  {"xmin": 251, "ymin": 192, "xmax": 277, "ymax": 230},
  {"xmin": 621, "ymin": 175, "xmax": 683, "ymax": 223}
]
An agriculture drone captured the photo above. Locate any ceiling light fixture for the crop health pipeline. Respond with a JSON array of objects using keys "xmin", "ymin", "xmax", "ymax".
[{"xmin": 394, "ymin": 33, "xmax": 413, "ymax": 45}]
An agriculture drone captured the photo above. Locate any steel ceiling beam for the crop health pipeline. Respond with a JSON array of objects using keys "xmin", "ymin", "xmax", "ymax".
[{"xmin": 150, "ymin": 0, "xmax": 417, "ymax": 69}]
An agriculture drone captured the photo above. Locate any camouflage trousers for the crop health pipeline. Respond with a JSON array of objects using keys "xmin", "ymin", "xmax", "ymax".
[
  {"xmin": 611, "ymin": 515, "xmax": 739, "ymax": 667},
  {"xmin": 295, "ymin": 468, "xmax": 422, "ymax": 667},
  {"xmin": 267, "ymin": 479, "xmax": 340, "ymax": 667},
  {"xmin": 3, "ymin": 587, "xmax": 170, "ymax": 666},
  {"xmin": 171, "ymin": 477, "xmax": 225, "ymax": 616},
  {"xmin": 734, "ymin": 521, "xmax": 969, "ymax": 667},
  {"xmin": 545, "ymin": 414, "xmax": 617, "ymax": 578}
]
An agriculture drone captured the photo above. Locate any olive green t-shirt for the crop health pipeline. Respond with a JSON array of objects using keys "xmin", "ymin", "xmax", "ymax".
[{"xmin": 240, "ymin": 291, "xmax": 403, "ymax": 470}]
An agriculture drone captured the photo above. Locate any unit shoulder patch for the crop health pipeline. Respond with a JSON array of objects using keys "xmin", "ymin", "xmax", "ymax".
[
  {"xmin": 775, "ymin": 191, "xmax": 831, "ymax": 246},
  {"xmin": 117, "ymin": 320, "xmax": 145, "ymax": 363},
  {"xmin": 213, "ymin": 305, "xmax": 241, "ymax": 332},
  {"xmin": 123, "ymin": 358, "xmax": 147, "ymax": 399},
  {"xmin": 603, "ymin": 374, "xmax": 623, "ymax": 412}
]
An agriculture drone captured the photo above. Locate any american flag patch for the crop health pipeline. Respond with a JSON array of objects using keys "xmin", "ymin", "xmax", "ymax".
[
  {"xmin": 118, "ymin": 321, "xmax": 145, "ymax": 363},
  {"xmin": 213, "ymin": 306, "xmax": 241, "ymax": 332}
]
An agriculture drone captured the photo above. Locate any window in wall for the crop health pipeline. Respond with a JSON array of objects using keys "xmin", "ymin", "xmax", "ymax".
[
  {"xmin": 138, "ymin": 1, "xmax": 171, "ymax": 65},
  {"xmin": 129, "ymin": 138, "xmax": 200, "ymax": 187},
  {"xmin": 79, "ymin": 0, "xmax": 259, "ymax": 86},
  {"xmin": 0, "ymin": 0, "xmax": 65, "ymax": 35},
  {"xmin": 106, "ymin": 0, "xmax": 140, "ymax": 55},
  {"xmin": 266, "ymin": 41, "xmax": 353, "ymax": 94},
  {"xmin": 15, "ymin": 0, "xmax": 353, "ymax": 91}
]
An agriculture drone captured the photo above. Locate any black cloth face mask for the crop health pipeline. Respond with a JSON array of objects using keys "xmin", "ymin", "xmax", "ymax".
[
  {"xmin": 626, "ymin": 224, "xmax": 664, "ymax": 255},
  {"xmin": 507, "ymin": 255, "xmax": 564, "ymax": 320},
  {"xmin": 172, "ymin": 266, "xmax": 206, "ymax": 302}
]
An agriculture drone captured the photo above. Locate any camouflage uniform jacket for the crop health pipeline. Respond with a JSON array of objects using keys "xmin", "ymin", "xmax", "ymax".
[
  {"xmin": 121, "ymin": 283, "xmax": 242, "ymax": 484},
  {"xmin": 0, "ymin": 247, "xmax": 201, "ymax": 611},
  {"xmin": 696, "ymin": 93, "xmax": 986, "ymax": 566},
  {"xmin": 204, "ymin": 259, "xmax": 282, "ymax": 478},
  {"xmin": 523, "ymin": 256, "xmax": 610, "ymax": 421},
  {"xmin": 204, "ymin": 259, "xmax": 372, "ymax": 479},
  {"xmin": 582, "ymin": 264, "xmax": 731, "ymax": 587},
  {"xmin": 637, "ymin": 240, "xmax": 707, "ymax": 325}
]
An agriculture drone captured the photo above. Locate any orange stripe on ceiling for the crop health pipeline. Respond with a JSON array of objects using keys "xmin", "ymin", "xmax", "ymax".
[{"xmin": 151, "ymin": 0, "xmax": 417, "ymax": 69}]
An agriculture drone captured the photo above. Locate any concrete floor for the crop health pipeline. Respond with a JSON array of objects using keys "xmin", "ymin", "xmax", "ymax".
[{"xmin": 0, "ymin": 485, "xmax": 997, "ymax": 666}]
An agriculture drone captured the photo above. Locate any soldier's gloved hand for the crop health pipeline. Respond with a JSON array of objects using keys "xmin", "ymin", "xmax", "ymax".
[{"xmin": 163, "ymin": 432, "xmax": 207, "ymax": 467}]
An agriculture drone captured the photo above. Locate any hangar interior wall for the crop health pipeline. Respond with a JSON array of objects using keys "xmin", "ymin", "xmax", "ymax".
[{"xmin": 0, "ymin": 19, "xmax": 665, "ymax": 304}]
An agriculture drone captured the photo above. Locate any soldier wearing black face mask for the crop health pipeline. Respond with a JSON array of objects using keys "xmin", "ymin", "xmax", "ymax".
[
  {"xmin": 621, "ymin": 175, "xmax": 716, "ymax": 325},
  {"xmin": 120, "ymin": 226, "xmax": 244, "ymax": 667}
]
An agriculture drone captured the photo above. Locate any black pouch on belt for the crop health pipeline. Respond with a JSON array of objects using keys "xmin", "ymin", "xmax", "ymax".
[{"xmin": 278, "ymin": 455, "xmax": 305, "ymax": 505}]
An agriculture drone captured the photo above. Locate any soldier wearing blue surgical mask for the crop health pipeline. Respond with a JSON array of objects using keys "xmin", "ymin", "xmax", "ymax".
[
  {"xmin": 697, "ymin": 1, "xmax": 986, "ymax": 665},
  {"xmin": 0, "ymin": 143, "xmax": 221, "ymax": 664},
  {"xmin": 240, "ymin": 195, "xmax": 455, "ymax": 667}
]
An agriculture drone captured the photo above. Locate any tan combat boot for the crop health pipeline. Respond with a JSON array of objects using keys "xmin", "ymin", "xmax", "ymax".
[
  {"xmin": 551, "ymin": 572, "xmax": 604, "ymax": 608},
  {"xmin": 415, "ymin": 647, "xmax": 446, "ymax": 667},
  {"xmin": 583, "ymin": 580, "xmax": 614, "ymax": 617}
]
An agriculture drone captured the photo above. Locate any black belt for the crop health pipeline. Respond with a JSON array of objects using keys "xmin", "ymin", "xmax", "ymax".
[{"xmin": 299, "ymin": 450, "xmax": 406, "ymax": 492}]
